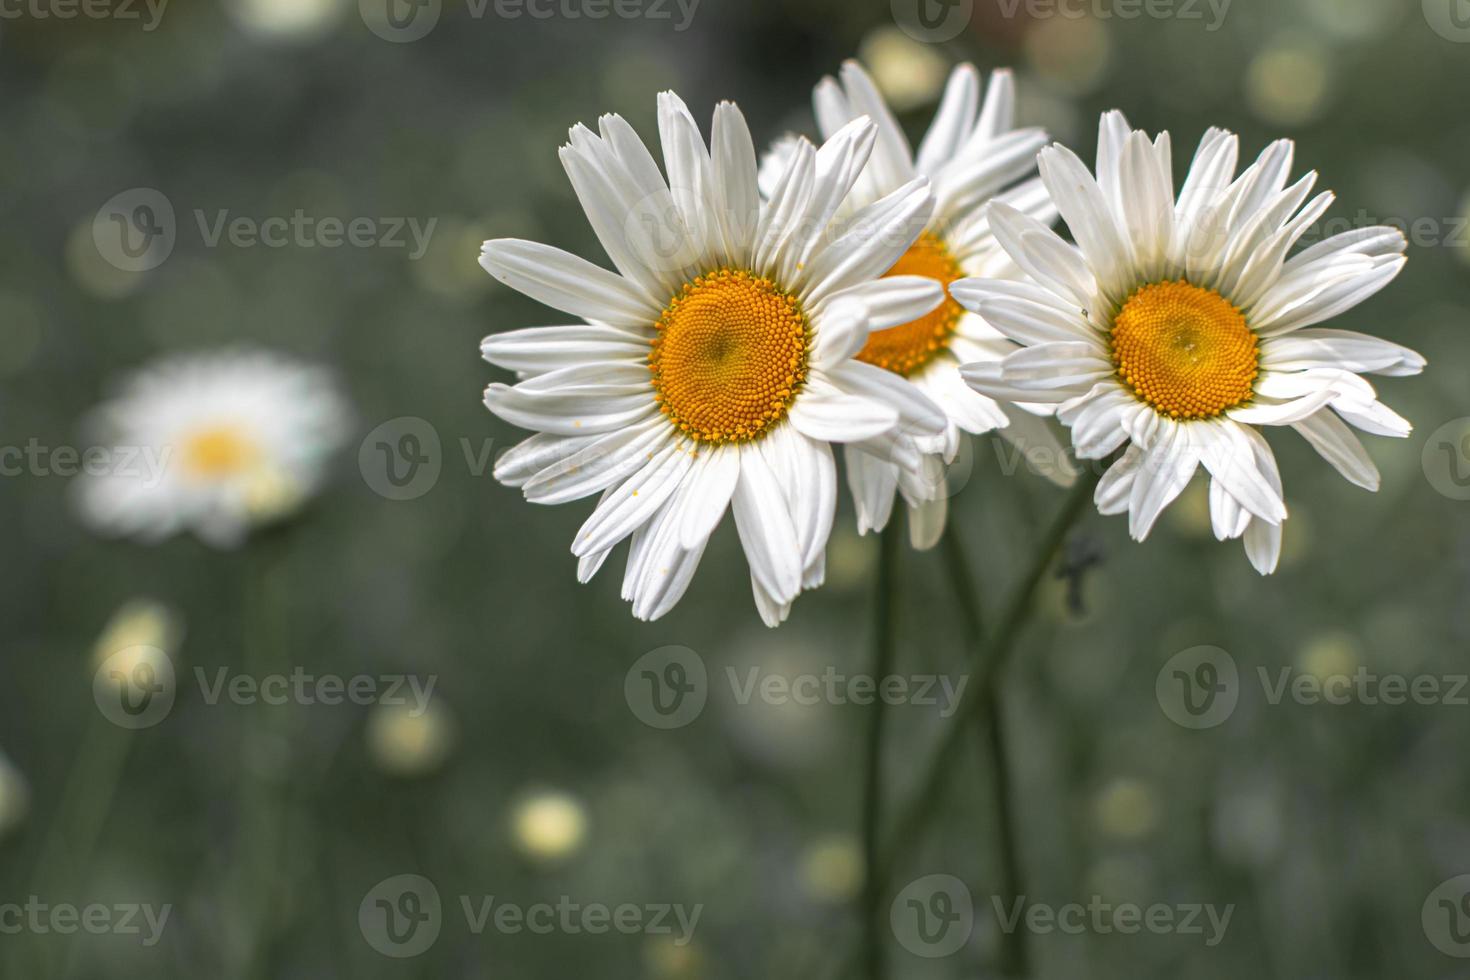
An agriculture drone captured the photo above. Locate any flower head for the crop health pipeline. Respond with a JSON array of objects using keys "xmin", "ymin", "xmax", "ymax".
[
  {"xmin": 955, "ymin": 112, "xmax": 1423, "ymax": 572},
  {"xmin": 779, "ymin": 61, "xmax": 1076, "ymax": 550},
  {"xmin": 73, "ymin": 349, "xmax": 351, "ymax": 548},
  {"xmin": 480, "ymin": 91, "xmax": 949, "ymax": 625}
]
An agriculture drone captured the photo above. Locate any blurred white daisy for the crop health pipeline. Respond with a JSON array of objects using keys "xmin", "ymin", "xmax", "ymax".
[
  {"xmin": 774, "ymin": 61, "xmax": 1075, "ymax": 551},
  {"xmin": 481, "ymin": 92, "xmax": 947, "ymax": 626},
  {"xmin": 956, "ymin": 112, "xmax": 1423, "ymax": 572},
  {"xmin": 74, "ymin": 349, "xmax": 350, "ymax": 548}
]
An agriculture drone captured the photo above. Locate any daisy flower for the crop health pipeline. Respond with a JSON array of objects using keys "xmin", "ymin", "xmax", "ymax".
[
  {"xmin": 777, "ymin": 60, "xmax": 1076, "ymax": 550},
  {"xmin": 480, "ymin": 92, "xmax": 948, "ymax": 626},
  {"xmin": 955, "ymin": 112, "xmax": 1424, "ymax": 572},
  {"xmin": 74, "ymin": 349, "xmax": 351, "ymax": 548}
]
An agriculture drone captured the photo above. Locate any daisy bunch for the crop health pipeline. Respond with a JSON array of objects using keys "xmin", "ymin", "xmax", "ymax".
[
  {"xmin": 766, "ymin": 61, "xmax": 1076, "ymax": 550},
  {"xmin": 480, "ymin": 92, "xmax": 950, "ymax": 625},
  {"xmin": 956, "ymin": 112, "xmax": 1422, "ymax": 572}
]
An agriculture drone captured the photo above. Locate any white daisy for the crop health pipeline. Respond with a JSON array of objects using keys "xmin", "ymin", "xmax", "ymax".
[
  {"xmin": 954, "ymin": 112, "xmax": 1424, "ymax": 573},
  {"xmin": 480, "ymin": 92, "xmax": 948, "ymax": 626},
  {"xmin": 73, "ymin": 349, "xmax": 351, "ymax": 548},
  {"xmin": 784, "ymin": 60, "xmax": 1076, "ymax": 551}
]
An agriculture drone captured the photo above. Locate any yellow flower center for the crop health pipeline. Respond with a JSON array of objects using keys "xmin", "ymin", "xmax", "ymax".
[
  {"xmin": 856, "ymin": 232, "xmax": 965, "ymax": 377},
  {"xmin": 649, "ymin": 269, "xmax": 809, "ymax": 444},
  {"xmin": 1110, "ymin": 280, "xmax": 1259, "ymax": 420},
  {"xmin": 182, "ymin": 425, "xmax": 258, "ymax": 479}
]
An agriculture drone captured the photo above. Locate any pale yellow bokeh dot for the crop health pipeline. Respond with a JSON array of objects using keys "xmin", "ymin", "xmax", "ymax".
[
  {"xmin": 226, "ymin": 0, "xmax": 345, "ymax": 40},
  {"xmin": 858, "ymin": 26, "xmax": 950, "ymax": 112},
  {"xmin": 66, "ymin": 221, "xmax": 145, "ymax": 300},
  {"xmin": 1455, "ymin": 191, "xmax": 1470, "ymax": 268},
  {"xmin": 1166, "ymin": 479, "xmax": 1214, "ymax": 539},
  {"xmin": 1024, "ymin": 17, "xmax": 1112, "ymax": 97},
  {"xmin": 366, "ymin": 698, "xmax": 456, "ymax": 777},
  {"xmin": 1093, "ymin": 777, "xmax": 1160, "ymax": 841},
  {"xmin": 825, "ymin": 525, "xmax": 877, "ymax": 592},
  {"xmin": 1296, "ymin": 631, "xmax": 1360, "ymax": 684},
  {"xmin": 92, "ymin": 598, "xmax": 183, "ymax": 670},
  {"xmin": 1245, "ymin": 40, "xmax": 1332, "ymax": 127},
  {"xmin": 644, "ymin": 935, "xmax": 704, "ymax": 979},
  {"xmin": 411, "ymin": 218, "xmax": 492, "ymax": 302},
  {"xmin": 800, "ymin": 833, "xmax": 863, "ymax": 903},
  {"xmin": 510, "ymin": 790, "xmax": 588, "ymax": 862}
]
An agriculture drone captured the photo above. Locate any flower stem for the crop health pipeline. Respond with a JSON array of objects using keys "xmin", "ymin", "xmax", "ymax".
[
  {"xmin": 877, "ymin": 471, "xmax": 1097, "ymax": 888},
  {"xmin": 860, "ymin": 519, "xmax": 901, "ymax": 980},
  {"xmin": 942, "ymin": 523, "xmax": 1029, "ymax": 976}
]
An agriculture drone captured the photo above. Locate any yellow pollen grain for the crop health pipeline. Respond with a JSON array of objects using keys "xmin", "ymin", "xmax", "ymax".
[
  {"xmin": 182, "ymin": 425, "xmax": 258, "ymax": 478},
  {"xmin": 648, "ymin": 268, "xmax": 809, "ymax": 445},
  {"xmin": 1110, "ymin": 280, "xmax": 1259, "ymax": 420},
  {"xmin": 856, "ymin": 232, "xmax": 965, "ymax": 377}
]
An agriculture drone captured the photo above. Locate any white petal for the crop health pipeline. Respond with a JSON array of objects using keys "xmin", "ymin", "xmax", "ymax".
[
  {"xmin": 523, "ymin": 416, "xmax": 671, "ymax": 505},
  {"xmin": 789, "ymin": 383, "xmax": 900, "ymax": 442},
  {"xmin": 996, "ymin": 403, "xmax": 1079, "ymax": 486},
  {"xmin": 908, "ymin": 493, "xmax": 947, "ymax": 551},
  {"xmin": 1128, "ymin": 422, "xmax": 1200, "ymax": 540},
  {"xmin": 479, "ymin": 239, "xmax": 658, "ymax": 328},
  {"xmin": 484, "ymin": 382, "xmax": 655, "ymax": 436},
  {"xmin": 710, "ymin": 101, "xmax": 760, "ymax": 265},
  {"xmin": 1194, "ymin": 419, "xmax": 1286, "ymax": 524},
  {"xmin": 845, "ymin": 447, "xmax": 898, "ymax": 534},
  {"xmin": 481, "ymin": 325, "xmax": 648, "ymax": 375},
  {"xmin": 674, "ymin": 443, "xmax": 741, "ymax": 549},
  {"xmin": 915, "ymin": 64, "xmax": 980, "ymax": 176},
  {"xmin": 951, "ymin": 277, "xmax": 1104, "ymax": 348},
  {"xmin": 572, "ymin": 442, "xmax": 694, "ymax": 557},
  {"xmin": 732, "ymin": 446, "xmax": 804, "ymax": 602},
  {"xmin": 1292, "ymin": 408, "xmax": 1379, "ymax": 491},
  {"xmin": 1261, "ymin": 328, "xmax": 1425, "ymax": 377}
]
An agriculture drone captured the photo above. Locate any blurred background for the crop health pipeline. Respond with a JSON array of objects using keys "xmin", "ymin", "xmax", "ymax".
[{"xmin": 1, "ymin": 0, "xmax": 1469, "ymax": 976}]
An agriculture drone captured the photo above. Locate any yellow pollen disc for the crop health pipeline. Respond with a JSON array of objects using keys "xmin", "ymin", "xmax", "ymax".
[
  {"xmin": 856, "ymin": 232, "xmax": 965, "ymax": 377},
  {"xmin": 649, "ymin": 268, "xmax": 809, "ymax": 445},
  {"xmin": 182, "ymin": 425, "xmax": 258, "ymax": 478},
  {"xmin": 1110, "ymin": 279, "xmax": 1259, "ymax": 420}
]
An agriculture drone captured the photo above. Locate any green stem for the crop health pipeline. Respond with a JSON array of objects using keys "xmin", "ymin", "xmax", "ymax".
[
  {"xmin": 19, "ymin": 711, "xmax": 133, "ymax": 979},
  {"xmin": 236, "ymin": 541, "xmax": 292, "ymax": 980},
  {"xmin": 860, "ymin": 520, "xmax": 901, "ymax": 980},
  {"xmin": 941, "ymin": 523, "xmax": 1028, "ymax": 976},
  {"xmin": 878, "ymin": 471, "xmax": 1097, "ymax": 887}
]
